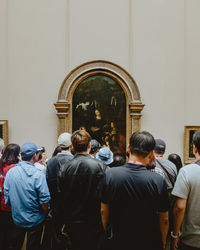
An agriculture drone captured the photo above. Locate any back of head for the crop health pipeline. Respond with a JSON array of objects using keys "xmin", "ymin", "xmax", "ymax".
[
  {"xmin": 154, "ymin": 139, "xmax": 166, "ymax": 155},
  {"xmin": 90, "ymin": 139, "xmax": 101, "ymax": 154},
  {"xmin": 0, "ymin": 143, "xmax": 20, "ymax": 167},
  {"xmin": 193, "ymin": 130, "xmax": 200, "ymax": 155},
  {"xmin": 129, "ymin": 131, "xmax": 155, "ymax": 157},
  {"xmin": 71, "ymin": 130, "xmax": 91, "ymax": 153},
  {"xmin": 168, "ymin": 153, "xmax": 183, "ymax": 172},
  {"xmin": 52, "ymin": 145, "xmax": 62, "ymax": 157},
  {"xmin": 0, "ymin": 138, "xmax": 5, "ymax": 153},
  {"xmin": 57, "ymin": 132, "xmax": 72, "ymax": 150},
  {"xmin": 20, "ymin": 142, "xmax": 42, "ymax": 161},
  {"xmin": 109, "ymin": 154, "xmax": 126, "ymax": 167}
]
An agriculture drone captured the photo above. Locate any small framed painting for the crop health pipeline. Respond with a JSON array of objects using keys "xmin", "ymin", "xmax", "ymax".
[
  {"xmin": 184, "ymin": 126, "xmax": 200, "ymax": 164},
  {"xmin": 0, "ymin": 120, "xmax": 8, "ymax": 146}
]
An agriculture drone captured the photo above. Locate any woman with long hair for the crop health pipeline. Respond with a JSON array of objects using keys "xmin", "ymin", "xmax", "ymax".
[{"xmin": 0, "ymin": 143, "xmax": 20, "ymax": 250}]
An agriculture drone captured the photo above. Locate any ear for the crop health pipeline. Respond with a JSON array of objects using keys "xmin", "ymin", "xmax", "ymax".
[
  {"xmin": 148, "ymin": 151, "xmax": 154, "ymax": 159},
  {"xmin": 193, "ymin": 145, "xmax": 198, "ymax": 155},
  {"xmin": 127, "ymin": 144, "xmax": 130, "ymax": 154},
  {"xmin": 88, "ymin": 142, "xmax": 91, "ymax": 151}
]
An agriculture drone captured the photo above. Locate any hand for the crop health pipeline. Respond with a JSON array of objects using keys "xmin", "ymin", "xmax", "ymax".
[{"xmin": 172, "ymin": 237, "xmax": 180, "ymax": 250}]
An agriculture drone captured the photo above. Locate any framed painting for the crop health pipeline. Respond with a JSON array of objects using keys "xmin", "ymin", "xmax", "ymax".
[
  {"xmin": 72, "ymin": 74, "xmax": 126, "ymax": 156},
  {"xmin": 184, "ymin": 126, "xmax": 200, "ymax": 164},
  {"xmin": 0, "ymin": 120, "xmax": 8, "ymax": 146}
]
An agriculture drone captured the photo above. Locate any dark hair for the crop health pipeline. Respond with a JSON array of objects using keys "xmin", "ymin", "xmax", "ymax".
[
  {"xmin": 90, "ymin": 139, "xmax": 101, "ymax": 154},
  {"xmin": 71, "ymin": 130, "xmax": 91, "ymax": 153},
  {"xmin": 168, "ymin": 153, "xmax": 183, "ymax": 173},
  {"xmin": 154, "ymin": 145, "xmax": 165, "ymax": 155},
  {"xmin": 38, "ymin": 147, "xmax": 45, "ymax": 161},
  {"xmin": 21, "ymin": 155, "xmax": 33, "ymax": 161},
  {"xmin": 129, "ymin": 131, "xmax": 155, "ymax": 157},
  {"xmin": 193, "ymin": 130, "xmax": 200, "ymax": 155},
  {"xmin": 109, "ymin": 154, "xmax": 126, "ymax": 167},
  {"xmin": 52, "ymin": 145, "xmax": 62, "ymax": 157},
  {"xmin": 0, "ymin": 143, "xmax": 20, "ymax": 167}
]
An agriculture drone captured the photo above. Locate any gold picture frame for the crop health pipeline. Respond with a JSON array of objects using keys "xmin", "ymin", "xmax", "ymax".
[
  {"xmin": 184, "ymin": 126, "xmax": 200, "ymax": 164},
  {"xmin": 0, "ymin": 120, "xmax": 8, "ymax": 146}
]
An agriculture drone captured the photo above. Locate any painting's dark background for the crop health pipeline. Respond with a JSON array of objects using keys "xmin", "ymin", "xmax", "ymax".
[
  {"xmin": 0, "ymin": 125, "xmax": 2, "ymax": 138},
  {"xmin": 73, "ymin": 74, "xmax": 126, "ymax": 155},
  {"xmin": 189, "ymin": 130, "xmax": 195, "ymax": 158}
]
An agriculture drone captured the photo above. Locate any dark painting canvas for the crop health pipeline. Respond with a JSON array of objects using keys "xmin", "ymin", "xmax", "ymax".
[{"xmin": 73, "ymin": 74, "xmax": 126, "ymax": 155}]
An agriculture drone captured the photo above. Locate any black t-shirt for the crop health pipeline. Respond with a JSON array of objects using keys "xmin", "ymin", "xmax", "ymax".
[{"xmin": 101, "ymin": 163, "xmax": 169, "ymax": 250}]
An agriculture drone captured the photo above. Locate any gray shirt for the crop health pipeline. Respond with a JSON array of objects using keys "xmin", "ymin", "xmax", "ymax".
[
  {"xmin": 152, "ymin": 158, "xmax": 177, "ymax": 190},
  {"xmin": 172, "ymin": 163, "xmax": 200, "ymax": 248}
]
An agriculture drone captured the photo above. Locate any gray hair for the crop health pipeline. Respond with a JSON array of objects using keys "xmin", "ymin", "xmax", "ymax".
[{"xmin": 0, "ymin": 138, "xmax": 5, "ymax": 153}]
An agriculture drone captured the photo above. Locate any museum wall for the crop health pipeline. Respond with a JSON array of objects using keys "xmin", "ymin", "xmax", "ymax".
[
  {"xmin": 185, "ymin": 0, "xmax": 200, "ymax": 125},
  {"xmin": 0, "ymin": 0, "xmax": 199, "ymax": 160}
]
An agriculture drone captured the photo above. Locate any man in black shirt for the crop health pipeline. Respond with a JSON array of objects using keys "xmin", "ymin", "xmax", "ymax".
[
  {"xmin": 101, "ymin": 131, "xmax": 169, "ymax": 250},
  {"xmin": 59, "ymin": 130, "xmax": 106, "ymax": 250}
]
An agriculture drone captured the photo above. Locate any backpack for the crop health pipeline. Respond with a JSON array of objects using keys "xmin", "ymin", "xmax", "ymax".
[{"xmin": 0, "ymin": 165, "xmax": 13, "ymax": 212}]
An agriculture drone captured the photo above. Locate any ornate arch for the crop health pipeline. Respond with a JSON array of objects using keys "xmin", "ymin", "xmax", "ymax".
[{"xmin": 55, "ymin": 60, "xmax": 144, "ymax": 145}]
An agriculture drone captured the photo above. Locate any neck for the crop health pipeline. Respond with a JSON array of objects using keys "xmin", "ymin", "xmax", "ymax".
[
  {"xmin": 195, "ymin": 154, "xmax": 200, "ymax": 161},
  {"xmin": 129, "ymin": 154, "xmax": 147, "ymax": 165}
]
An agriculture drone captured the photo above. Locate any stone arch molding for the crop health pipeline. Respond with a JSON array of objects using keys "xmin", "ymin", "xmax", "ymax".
[{"xmin": 55, "ymin": 60, "xmax": 144, "ymax": 142}]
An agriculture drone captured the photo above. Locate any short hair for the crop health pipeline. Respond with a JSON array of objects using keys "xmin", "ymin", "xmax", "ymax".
[
  {"xmin": 90, "ymin": 139, "xmax": 101, "ymax": 154},
  {"xmin": 21, "ymin": 154, "xmax": 33, "ymax": 161},
  {"xmin": 71, "ymin": 130, "xmax": 91, "ymax": 153},
  {"xmin": 0, "ymin": 138, "xmax": 5, "ymax": 153},
  {"xmin": 129, "ymin": 131, "xmax": 155, "ymax": 157},
  {"xmin": 193, "ymin": 130, "xmax": 200, "ymax": 154}
]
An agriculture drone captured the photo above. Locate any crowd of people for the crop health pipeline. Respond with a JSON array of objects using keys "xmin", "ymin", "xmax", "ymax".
[{"xmin": 1, "ymin": 128, "xmax": 200, "ymax": 250}]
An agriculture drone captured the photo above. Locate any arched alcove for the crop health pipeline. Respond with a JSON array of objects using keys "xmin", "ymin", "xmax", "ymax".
[{"xmin": 55, "ymin": 60, "xmax": 144, "ymax": 148}]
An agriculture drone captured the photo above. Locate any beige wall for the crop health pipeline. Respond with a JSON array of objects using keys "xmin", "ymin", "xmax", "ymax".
[{"xmin": 0, "ymin": 0, "xmax": 199, "ymax": 160}]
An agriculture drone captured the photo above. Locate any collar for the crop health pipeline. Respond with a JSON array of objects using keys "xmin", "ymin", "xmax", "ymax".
[
  {"xmin": 128, "ymin": 160, "xmax": 144, "ymax": 165},
  {"xmin": 58, "ymin": 150, "xmax": 72, "ymax": 156},
  {"xmin": 21, "ymin": 161, "xmax": 35, "ymax": 167}
]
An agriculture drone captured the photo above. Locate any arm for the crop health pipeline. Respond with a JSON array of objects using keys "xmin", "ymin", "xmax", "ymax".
[
  {"xmin": 172, "ymin": 198, "xmax": 186, "ymax": 250},
  {"xmin": 3, "ymin": 175, "xmax": 10, "ymax": 207},
  {"xmin": 41, "ymin": 203, "xmax": 49, "ymax": 215},
  {"xmin": 159, "ymin": 211, "xmax": 169, "ymax": 249},
  {"xmin": 101, "ymin": 202, "xmax": 110, "ymax": 231}
]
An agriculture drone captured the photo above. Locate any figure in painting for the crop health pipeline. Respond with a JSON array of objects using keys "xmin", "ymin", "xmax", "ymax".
[{"xmin": 90, "ymin": 109, "xmax": 105, "ymax": 143}]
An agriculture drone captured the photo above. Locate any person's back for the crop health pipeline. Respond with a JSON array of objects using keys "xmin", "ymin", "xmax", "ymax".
[
  {"xmin": 172, "ymin": 130, "xmax": 200, "ymax": 249},
  {"xmin": 47, "ymin": 150, "xmax": 73, "ymax": 195},
  {"xmin": 5, "ymin": 160, "xmax": 48, "ymax": 227},
  {"xmin": 153, "ymin": 139, "xmax": 177, "ymax": 190},
  {"xmin": 101, "ymin": 131, "xmax": 169, "ymax": 250},
  {"xmin": 4, "ymin": 142, "xmax": 50, "ymax": 250},
  {"xmin": 156, "ymin": 157, "xmax": 177, "ymax": 190},
  {"xmin": 59, "ymin": 130, "xmax": 105, "ymax": 250},
  {"xmin": 60, "ymin": 154, "xmax": 105, "ymax": 223}
]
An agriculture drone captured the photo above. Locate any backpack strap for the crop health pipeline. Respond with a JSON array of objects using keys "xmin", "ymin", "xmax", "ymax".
[{"xmin": 156, "ymin": 159, "xmax": 175, "ymax": 187}]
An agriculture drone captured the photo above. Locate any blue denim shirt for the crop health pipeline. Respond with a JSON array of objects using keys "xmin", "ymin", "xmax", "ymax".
[{"xmin": 4, "ymin": 161, "xmax": 50, "ymax": 228}]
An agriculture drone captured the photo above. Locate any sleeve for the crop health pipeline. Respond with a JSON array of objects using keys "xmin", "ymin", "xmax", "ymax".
[
  {"xmin": 172, "ymin": 168, "xmax": 189, "ymax": 199},
  {"xmin": 4, "ymin": 172, "xmax": 11, "ymax": 206},
  {"xmin": 157, "ymin": 180, "xmax": 170, "ymax": 212},
  {"xmin": 100, "ymin": 172, "xmax": 113, "ymax": 204},
  {"xmin": 36, "ymin": 173, "xmax": 51, "ymax": 204}
]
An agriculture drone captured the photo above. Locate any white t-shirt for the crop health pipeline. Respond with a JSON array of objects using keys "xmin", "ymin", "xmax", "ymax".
[
  {"xmin": 172, "ymin": 163, "xmax": 200, "ymax": 248},
  {"xmin": 35, "ymin": 162, "xmax": 46, "ymax": 174}
]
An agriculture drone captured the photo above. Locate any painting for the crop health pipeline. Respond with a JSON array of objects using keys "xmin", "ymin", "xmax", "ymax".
[
  {"xmin": 184, "ymin": 126, "xmax": 200, "ymax": 164},
  {"xmin": 72, "ymin": 74, "xmax": 126, "ymax": 156},
  {"xmin": 0, "ymin": 120, "xmax": 8, "ymax": 146}
]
